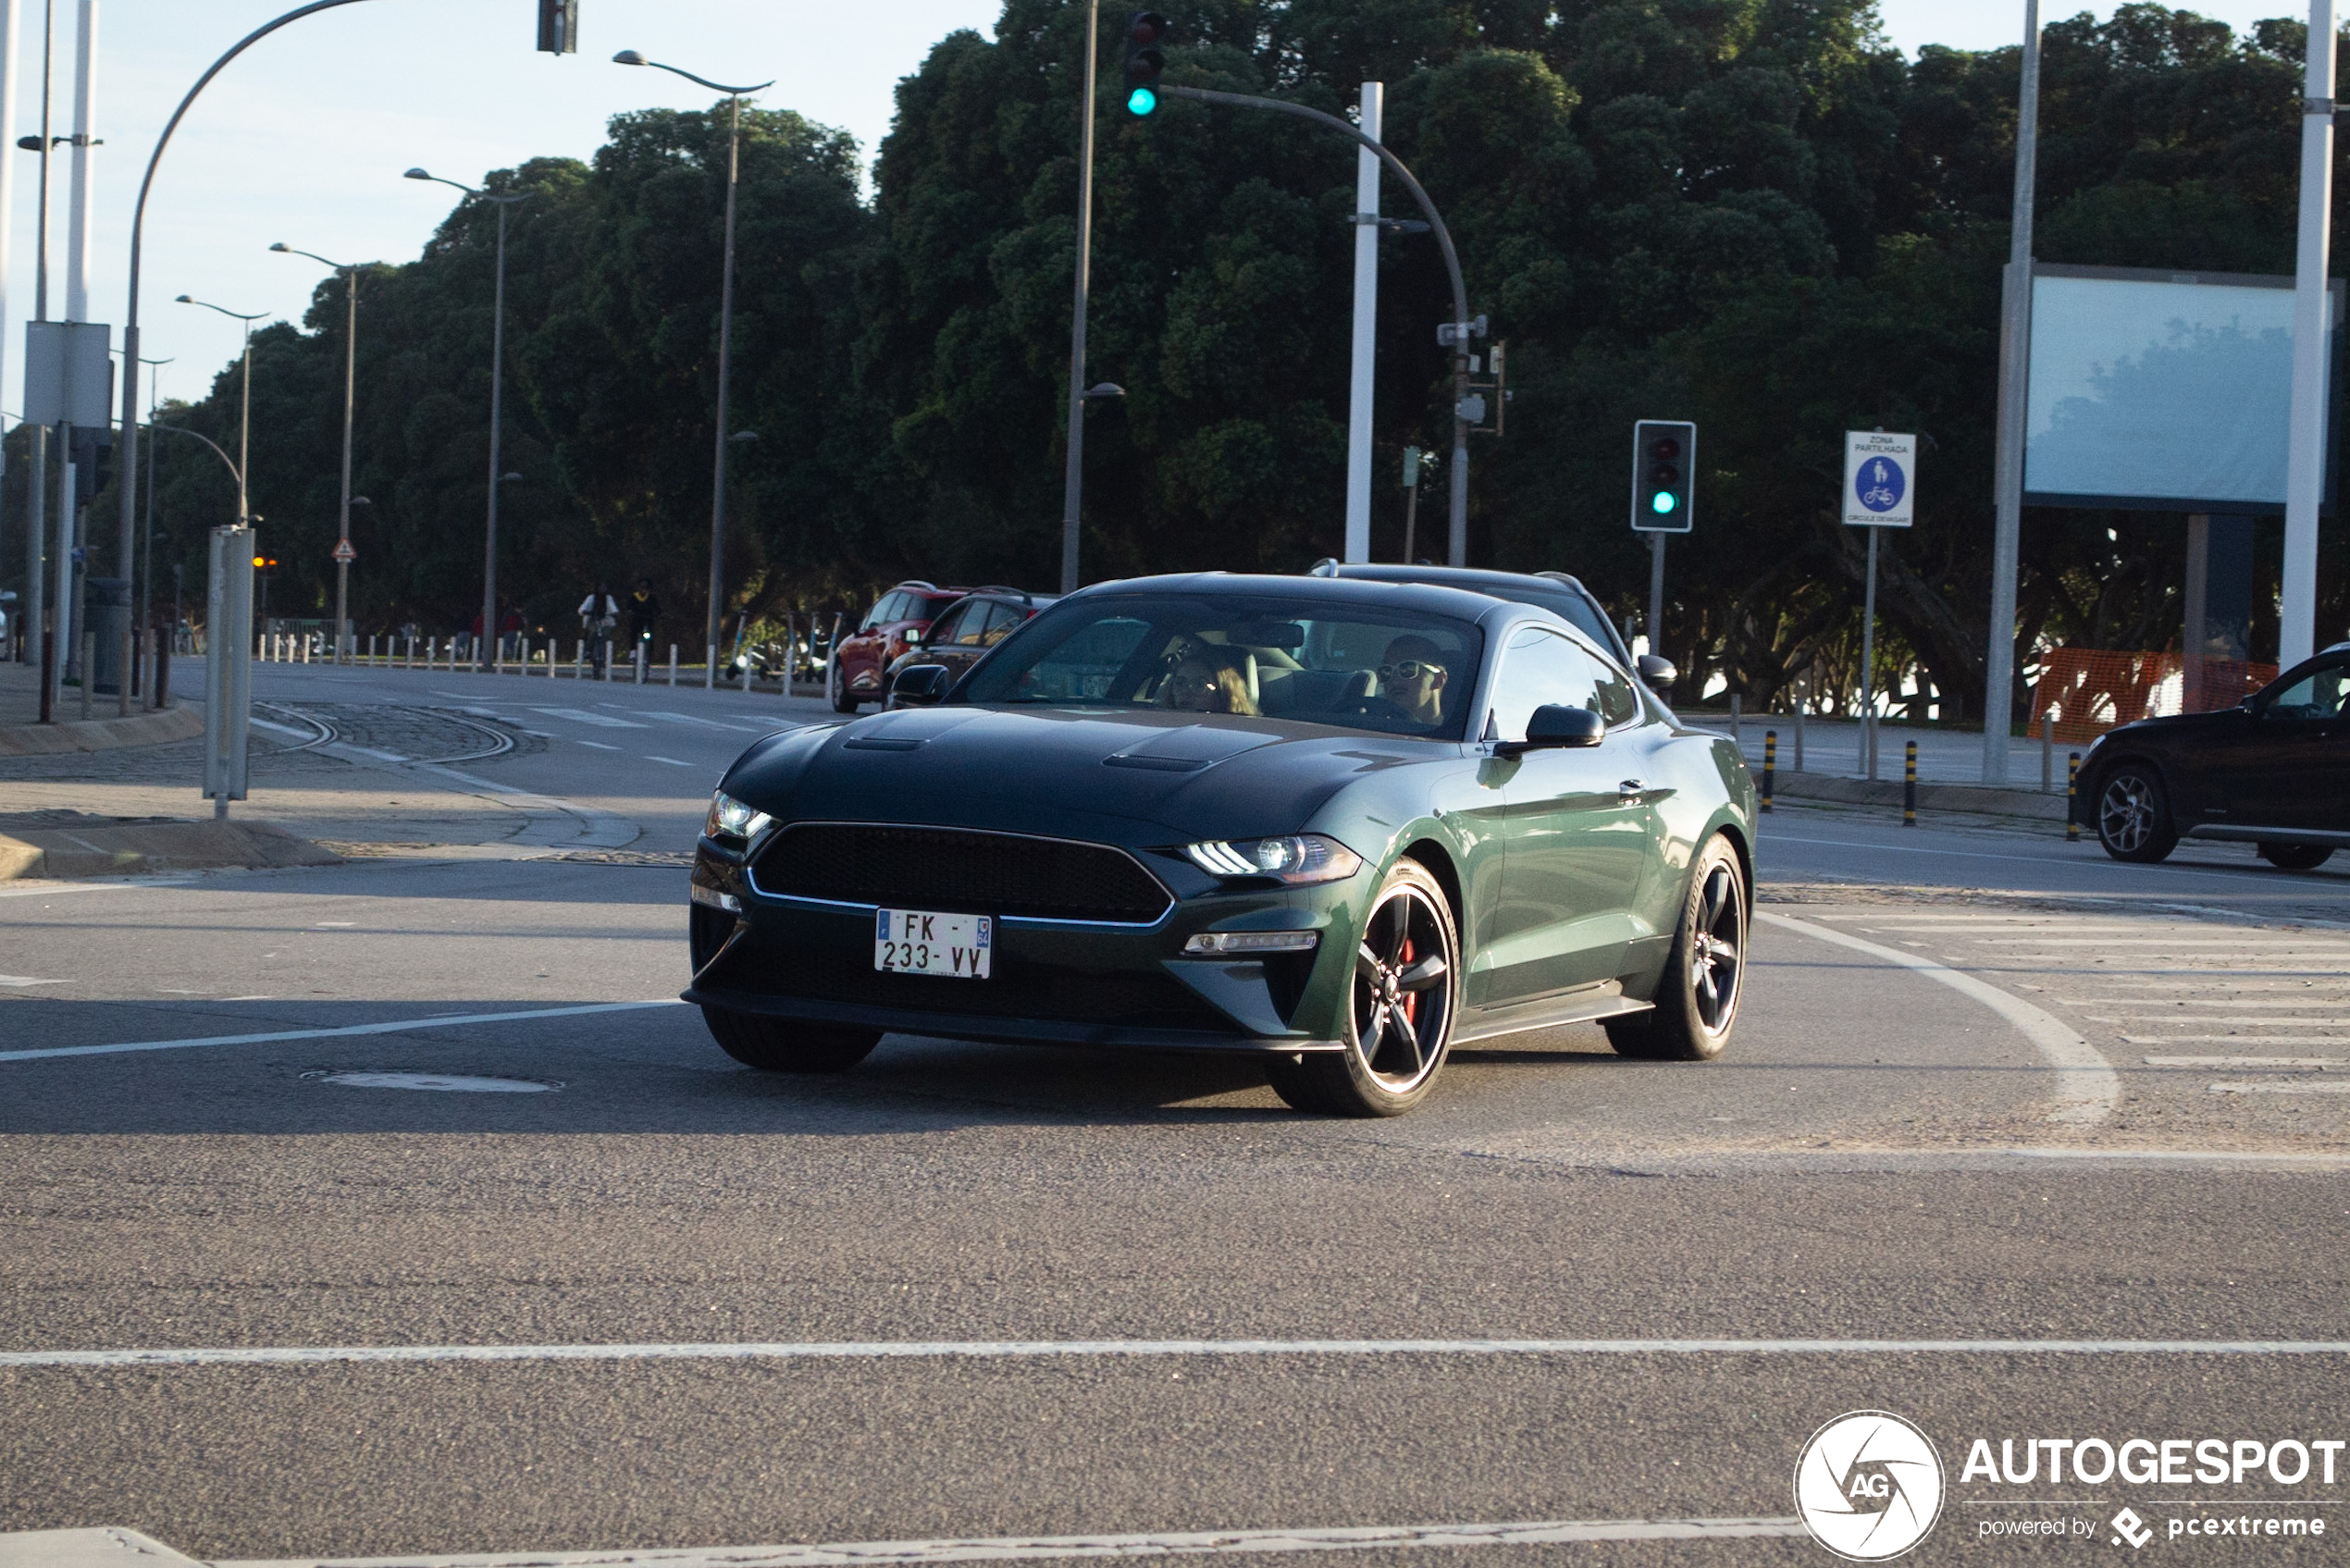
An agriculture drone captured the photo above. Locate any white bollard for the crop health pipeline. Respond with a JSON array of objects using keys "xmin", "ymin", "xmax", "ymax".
[
  {"xmin": 575, "ymin": 640, "xmax": 586, "ymax": 682},
  {"xmin": 668, "ymin": 645, "xmax": 677, "ymax": 687}
]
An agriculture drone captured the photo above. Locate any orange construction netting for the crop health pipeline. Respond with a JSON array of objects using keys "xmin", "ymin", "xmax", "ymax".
[{"xmin": 2027, "ymin": 648, "xmax": 2276, "ymax": 745}]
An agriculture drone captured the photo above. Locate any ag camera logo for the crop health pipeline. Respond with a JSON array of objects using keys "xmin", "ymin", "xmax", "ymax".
[{"xmin": 1794, "ymin": 1411, "xmax": 1945, "ymax": 1561}]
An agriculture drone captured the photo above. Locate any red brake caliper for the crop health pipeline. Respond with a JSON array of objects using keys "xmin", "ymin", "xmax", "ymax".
[{"xmin": 1397, "ymin": 936, "xmax": 1417, "ymax": 1026}]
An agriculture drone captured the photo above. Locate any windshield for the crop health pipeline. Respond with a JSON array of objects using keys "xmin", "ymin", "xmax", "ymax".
[{"xmin": 959, "ymin": 594, "xmax": 1486, "ymax": 740}]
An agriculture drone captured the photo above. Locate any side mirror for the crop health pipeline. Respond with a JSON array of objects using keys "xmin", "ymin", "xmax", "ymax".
[
  {"xmin": 1495, "ymin": 704, "xmax": 1606, "ymax": 756},
  {"xmin": 1638, "ymin": 653, "xmax": 1676, "ymax": 693},
  {"xmin": 904, "ymin": 627, "xmax": 923, "ymax": 645},
  {"xmin": 889, "ymin": 663, "xmax": 952, "ymax": 708}
]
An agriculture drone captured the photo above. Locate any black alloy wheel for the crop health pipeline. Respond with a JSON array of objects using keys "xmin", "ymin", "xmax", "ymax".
[
  {"xmin": 1606, "ymin": 833, "xmax": 1746, "ymax": 1061},
  {"xmin": 1265, "ymin": 858, "xmax": 1457, "ymax": 1117},
  {"xmin": 2257, "ymin": 842, "xmax": 2335, "ymax": 871},
  {"xmin": 2094, "ymin": 765, "xmax": 2178, "ymax": 863}
]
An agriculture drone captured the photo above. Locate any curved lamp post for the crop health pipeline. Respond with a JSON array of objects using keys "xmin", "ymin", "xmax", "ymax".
[
  {"xmin": 173, "ymin": 295, "xmax": 265, "ymax": 525},
  {"xmin": 406, "ymin": 167, "xmax": 529, "ymax": 672},
  {"xmin": 272, "ymin": 241, "xmax": 362, "ymax": 661},
  {"xmin": 614, "ymin": 48, "xmax": 773, "ymax": 687}
]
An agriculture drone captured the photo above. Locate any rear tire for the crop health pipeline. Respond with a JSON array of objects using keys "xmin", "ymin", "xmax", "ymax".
[
  {"xmin": 2257, "ymin": 842, "xmax": 2335, "ymax": 871},
  {"xmin": 701, "ymin": 1006, "xmax": 880, "ymax": 1073},
  {"xmin": 1264, "ymin": 858, "xmax": 1458, "ymax": 1117},
  {"xmin": 1606, "ymin": 834, "xmax": 1746, "ymax": 1061},
  {"xmin": 829, "ymin": 659, "xmax": 860, "ymax": 714},
  {"xmin": 2094, "ymin": 764, "xmax": 2178, "ymax": 862}
]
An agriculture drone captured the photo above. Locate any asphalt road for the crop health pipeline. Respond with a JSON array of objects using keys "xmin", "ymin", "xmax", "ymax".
[{"xmin": 4, "ymin": 667, "xmax": 2346, "ymax": 1567}]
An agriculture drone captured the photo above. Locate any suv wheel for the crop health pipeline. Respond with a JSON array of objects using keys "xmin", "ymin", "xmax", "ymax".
[
  {"xmin": 2094, "ymin": 765, "xmax": 2178, "ymax": 863},
  {"xmin": 2257, "ymin": 842, "xmax": 2334, "ymax": 871}
]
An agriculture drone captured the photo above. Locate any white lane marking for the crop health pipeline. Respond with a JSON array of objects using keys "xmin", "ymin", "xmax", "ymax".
[
  {"xmin": 340, "ymin": 745, "xmax": 410, "ymax": 762},
  {"xmin": 2059, "ymin": 998, "xmax": 2350, "ymax": 1008},
  {"xmin": 624, "ymin": 708, "xmax": 779, "ymax": 733},
  {"xmin": 248, "ymin": 716, "xmax": 310, "ymax": 737},
  {"xmin": 646, "ymin": 756, "xmax": 695, "ymax": 768},
  {"xmin": 211, "ymin": 1516, "xmax": 1808, "ymax": 1568},
  {"xmin": 0, "ymin": 975, "xmax": 68, "ymax": 987},
  {"xmin": 575, "ymin": 740, "xmax": 622, "ymax": 751},
  {"xmin": 2117, "ymin": 1017, "xmax": 2350, "ymax": 1027},
  {"xmin": 1759, "ymin": 911, "xmax": 2119, "ymax": 1125},
  {"xmin": 0, "ymin": 878, "xmax": 194, "ymax": 901},
  {"xmin": 527, "ymin": 706, "xmax": 648, "ymax": 728},
  {"xmin": 2124, "ymin": 1034, "xmax": 2350, "ymax": 1045},
  {"xmin": 2145, "ymin": 1056, "xmax": 2345, "ymax": 1068},
  {"xmin": 0, "ymin": 1000, "xmax": 685, "ymax": 1064},
  {"xmin": 2212, "ymin": 1080, "xmax": 2350, "ymax": 1095},
  {"xmin": 1839, "ymin": 919, "xmax": 2144, "ymax": 929},
  {"xmin": 11, "ymin": 1337, "xmax": 2350, "ymax": 1372}
]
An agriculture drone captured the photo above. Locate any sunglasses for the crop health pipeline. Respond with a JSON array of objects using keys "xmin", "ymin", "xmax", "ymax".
[{"xmin": 1378, "ymin": 660, "xmax": 1440, "ymax": 682}]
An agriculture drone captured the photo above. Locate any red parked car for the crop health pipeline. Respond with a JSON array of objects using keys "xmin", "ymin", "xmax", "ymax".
[{"xmin": 827, "ymin": 581, "xmax": 970, "ymax": 712}]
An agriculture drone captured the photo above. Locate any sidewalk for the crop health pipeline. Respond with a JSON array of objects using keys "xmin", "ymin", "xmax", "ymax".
[
  {"xmin": 1677, "ymin": 710, "xmax": 2078, "ymax": 795},
  {"xmin": 0, "ymin": 658, "xmax": 201, "ymax": 754}
]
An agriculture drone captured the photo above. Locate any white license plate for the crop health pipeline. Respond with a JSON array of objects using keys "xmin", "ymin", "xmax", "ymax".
[{"xmin": 874, "ymin": 907, "xmax": 993, "ymax": 979}]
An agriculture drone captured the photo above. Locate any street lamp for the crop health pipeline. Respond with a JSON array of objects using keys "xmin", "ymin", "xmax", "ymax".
[
  {"xmin": 613, "ymin": 48, "xmax": 773, "ymax": 688},
  {"xmin": 271, "ymin": 241, "xmax": 363, "ymax": 661},
  {"xmin": 174, "ymin": 294, "xmax": 265, "ymax": 525},
  {"xmin": 406, "ymin": 167, "xmax": 530, "ymax": 673}
]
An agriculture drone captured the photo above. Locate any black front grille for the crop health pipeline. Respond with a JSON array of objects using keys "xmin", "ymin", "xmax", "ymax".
[
  {"xmin": 746, "ymin": 957, "xmax": 1229, "ymax": 1032},
  {"xmin": 755, "ymin": 823, "xmax": 1174, "ymax": 924}
]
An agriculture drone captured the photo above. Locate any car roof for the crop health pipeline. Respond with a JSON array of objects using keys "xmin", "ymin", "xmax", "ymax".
[
  {"xmin": 1071, "ymin": 571, "xmax": 1577, "ymax": 631},
  {"xmin": 1320, "ymin": 562, "xmax": 1598, "ymax": 599}
]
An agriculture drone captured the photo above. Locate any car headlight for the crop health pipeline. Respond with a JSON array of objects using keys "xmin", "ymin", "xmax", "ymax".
[
  {"xmin": 704, "ymin": 789, "xmax": 773, "ymax": 844},
  {"xmin": 1184, "ymin": 834, "xmax": 1363, "ymax": 885}
]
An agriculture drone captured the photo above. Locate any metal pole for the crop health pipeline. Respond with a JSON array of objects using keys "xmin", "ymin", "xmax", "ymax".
[
  {"xmin": 333, "ymin": 264, "xmax": 355, "ymax": 661},
  {"xmin": 142, "ymin": 364, "xmax": 157, "ymax": 700},
  {"xmin": 237, "ymin": 320, "xmax": 251, "ymax": 522},
  {"xmin": 1983, "ymin": 0, "xmax": 2039, "ymax": 784},
  {"xmin": 1058, "ymin": 0, "xmax": 1101, "ymax": 594},
  {"xmin": 0, "ymin": 0, "xmax": 18, "ymax": 655},
  {"xmin": 23, "ymin": 0, "xmax": 48, "ymax": 699},
  {"xmin": 1166, "ymin": 84, "xmax": 1476, "ymax": 566},
  {"xmin": 1342, "ymin": 80, "xmax": 1382, "ymax": 566},
  {"xmin": 1646, "ymin": 532, "xmax": 1664, "ymax": 662},
  {"xmin": 2280, "ymin": 0, "xmax": 2336, "ymax": 668},
  {"xmin": 1860, "ymin": 525, "xmax": 1880, "ymax": 778},
  {"xmin": 706, "ymin": 93, "xmax": 743, "ymax": 687},
  {"xmin": 481, "ymin": 196, "xmax": 509, "ymax": 673}
]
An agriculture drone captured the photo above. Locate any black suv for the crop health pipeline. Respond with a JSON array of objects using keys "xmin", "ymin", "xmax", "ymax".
[
  {"xmin": 2072, "ymin": 643, "xmax": 2350, "ymax": 869},
  {"xmin": 884, "ymin": 587, "xmax": 1058, "ymax": 702}
]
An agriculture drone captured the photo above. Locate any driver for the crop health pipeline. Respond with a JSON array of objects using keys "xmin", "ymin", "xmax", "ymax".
[{"xmin": 1376, "ymin": 634, "xmax": 1450, "ymax": 727}]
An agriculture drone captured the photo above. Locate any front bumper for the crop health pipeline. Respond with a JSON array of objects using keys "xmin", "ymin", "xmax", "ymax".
[{"xmin": 686, "ymin": 839, "xmax": 1354, "ymax": 1054}]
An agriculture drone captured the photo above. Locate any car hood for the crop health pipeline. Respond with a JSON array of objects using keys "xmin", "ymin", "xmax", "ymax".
[{"xmin": 724, "ymin": 703, "xmax": 1449, "ymax": 846}]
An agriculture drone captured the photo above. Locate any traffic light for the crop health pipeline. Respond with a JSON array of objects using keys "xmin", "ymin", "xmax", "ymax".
[
  {"xmin": 1629, "ymin": 419, "xmax": 1696, "ymax": 535},
  {"xmin": 537, "ymin": 0, "xmax": 577, "ymax": 54},
  {"xmin": 253, "ymin": 554, "xmax": 278, "ymax": 573},
  {"xmin": 1122, "ymin": 11, "xmax": 1167, "ymax": 115}
]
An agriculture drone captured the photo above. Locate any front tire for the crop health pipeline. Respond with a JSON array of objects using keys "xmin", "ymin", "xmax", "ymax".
[
  {"xmin": 2257, "ymin": 842, "xmax": 2335, "ymax": 871},
  {"xmin": 1606, "ymin": 834, "xmax": 1746, "ymax": 1061},
  {"xmin": 829, "ymin": 659, "xmax": 860, "ymax": 714},
  {"xmin": 701, "ymin": 1006, "xmax": 881, "ymax": 1073},
  {"xmin": 2094, "ymin": 764, "xmax": 2179, "ymax": 862},
  {"xmin": 1265, "ymin": 858, "xmax": 1458, "ymax": 1117}
]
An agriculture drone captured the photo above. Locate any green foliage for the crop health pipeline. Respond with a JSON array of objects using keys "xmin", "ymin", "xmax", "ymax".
[{"xmin": 93, "ymin": 0, "xmax": 2348, "ymax": 716}]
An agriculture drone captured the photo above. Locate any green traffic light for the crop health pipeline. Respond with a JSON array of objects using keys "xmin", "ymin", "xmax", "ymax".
[
  {"xmin": 1128, "ymin": 85, "xmax": 1157, "ymax": 115},
  {"xmin": 1650, "ymin": 490, "xmax": 1677, "ymax": 515}
]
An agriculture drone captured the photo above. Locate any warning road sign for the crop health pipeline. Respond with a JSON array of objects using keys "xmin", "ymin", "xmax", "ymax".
[
  {"xmin": 331, "ymin": 539, "xmax": 357, "ymax": 563},
  {"xmin": 1843, "ymin": 431, "xmax": 1915, "ymax": 527}
]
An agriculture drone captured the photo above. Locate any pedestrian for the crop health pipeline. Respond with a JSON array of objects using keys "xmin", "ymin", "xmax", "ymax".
[
  {"xmin": 578, "ymin": 583, "xmax": 620, "ymax": 679},
  {"xmin": 501, "ymin": 607, "xmax": 525, "ymax": 662}
]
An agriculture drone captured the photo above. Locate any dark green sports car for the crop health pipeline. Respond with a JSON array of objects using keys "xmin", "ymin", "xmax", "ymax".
[{"xmin": 686, "ymin": 574, "xmax": 1757, "ymax": 1116}]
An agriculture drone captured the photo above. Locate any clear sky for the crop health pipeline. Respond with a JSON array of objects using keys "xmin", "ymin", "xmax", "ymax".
[{"xmin": 0, "ymin": 0, "xmax": 2311, "ymax": 422}]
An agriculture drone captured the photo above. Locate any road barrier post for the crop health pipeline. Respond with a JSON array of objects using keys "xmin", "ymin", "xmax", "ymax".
[
  {"xmin": 80, "ymin": 633, "xmax": 94, "ymax": 720},
  {"xmin": 2041, "ymin": 707, "xmax": 2055, "ymax": 791},
  {"xmin": 669, "ymin": 644, "xmax": 678, "ymax": 687},
  {"xmin": 2067, "ymin": 753, "xmax": 2081, "ymax": 840},
  {"xmin": 1762, "ymin": 731, "xmax": 1775, "ymax": 812},
  {"xmin": 1792, "ymin": 694, "xmax": 1804, "ymax": 772},
  {"xmin": 1902, "ymin": 739, "xmax": 1917, "ymax": 827}
]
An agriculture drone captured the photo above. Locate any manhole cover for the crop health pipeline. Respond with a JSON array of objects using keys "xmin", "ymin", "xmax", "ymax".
[{"xmin": 302, "ymin": 1069, "xmax": 563, "ymax": 1093}]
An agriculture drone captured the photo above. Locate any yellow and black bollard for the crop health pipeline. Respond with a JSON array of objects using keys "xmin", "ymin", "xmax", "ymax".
[
  {"xmin": 1902, "ymin": 739, "xmax": 1918, "ymax": 827},
  {"xmin": 2066, "ymin": 752, "xmax": 2081, "ymax": 841},
  {"xmin": 1762, "ymin": 731, "xmax": 1775, "ymax": 812}
]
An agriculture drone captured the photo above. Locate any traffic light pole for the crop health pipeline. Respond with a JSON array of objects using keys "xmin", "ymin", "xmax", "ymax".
[
  {"xmin": 1164, "ymin": 84, "xmax": 1474, "ymax": 565},
  {"xmin": 1058, "ymin": 0, "xmax": 1103, "ymax": 595},
  {"xmin": 1647, "ymin": 533, "xmax": 1664, "ymax": 665}
]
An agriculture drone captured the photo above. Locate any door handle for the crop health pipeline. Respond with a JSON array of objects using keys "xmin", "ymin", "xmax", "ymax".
[{"xmin": 1618, "ymin": 779, "xmax": 1645, "ymax": 796}]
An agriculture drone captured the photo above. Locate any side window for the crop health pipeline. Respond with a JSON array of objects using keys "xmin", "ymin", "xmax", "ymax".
[
  {"xmin": 1589, "ymin": 653, "xmax": 1639, "ymax": 727},
  {"xmin": 2266, "ymin": 661, "xmax": 2350, "ymax": 720},
  {"xmin": 973, "ymin": 602, "xmax": 1018, "ymax": 645},
  {"xmin": 1014, "ymin": 615, "xmax": 1153, "ymax": 702},
  {"xmin": 924, "ymin": 603, "xmax": 970, "ymax": 648},
  {"xmin": 862, "ymin": 591, "xmax": 908, "ymax": 630},
  {"xmin": 1486, "ymin": 629, "xmax": 1591, "ymax": 742}
]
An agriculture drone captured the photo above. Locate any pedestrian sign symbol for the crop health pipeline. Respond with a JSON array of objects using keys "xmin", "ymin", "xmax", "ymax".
[{"xmin": 1841, "ymin": 431, "xmax": 1915, "ymax": 528}]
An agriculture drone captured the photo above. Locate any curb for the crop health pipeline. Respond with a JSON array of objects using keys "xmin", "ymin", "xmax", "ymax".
[
  {"xmin": 0, "ymin": 814, "xmax": 341, "ymax": 880},
  {"xmin": 1765, "ymin": 771, "xmax": 2068, "ymax": 821},
  {"xmin": 0, "ymin": 703, "xmax": 203, "ymax": 756}
]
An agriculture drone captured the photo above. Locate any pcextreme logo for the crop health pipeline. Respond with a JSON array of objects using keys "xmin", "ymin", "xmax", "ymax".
[{"xmin": 1794, "ymin": 1410, "xmax": 1947, "ymax": 1561}]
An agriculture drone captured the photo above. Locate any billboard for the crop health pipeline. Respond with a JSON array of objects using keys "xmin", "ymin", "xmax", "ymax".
[{"xmin": 2023, "ymin": 263, "xmax": 2342, "ymax": 512}]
